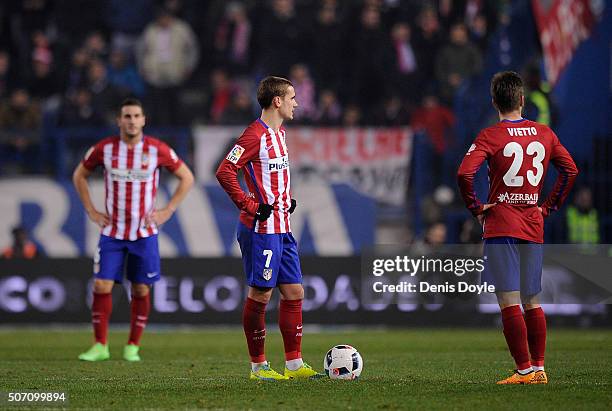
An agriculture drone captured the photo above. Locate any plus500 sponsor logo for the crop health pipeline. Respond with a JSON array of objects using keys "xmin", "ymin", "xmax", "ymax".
[{"xmin": 268, "ymin": 156, "xmax": 289, "ymax": 172}]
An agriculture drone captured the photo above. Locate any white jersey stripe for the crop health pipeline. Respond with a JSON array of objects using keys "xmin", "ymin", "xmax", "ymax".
[
  {"xmin": 102, "ymin": 143, "xmax": 114, "ymax": 237},
  {"xmin": 258, "ymin": 132, "xmax": 276, "ymax": 234},
  {"xmin": 115, "ymin": 142, "xmax": 128, "ymax": 238},
  {"xmin": 140, "ymin": 144, "xmax": 157, "ymax": 237},
  {"xmin": 280, "ymin": 130, "xmax": 291, "ymax": 232},
  {"xmin": 269, "ymin": 129, "xmax": 286, "ymax": 233},
  {"xmin": 152, "ymin": 168, "xmax": 160, "ymax": 235},
  {"xmin": 129, "ymin": 142, "xmax": 143, "ymax": 240}
]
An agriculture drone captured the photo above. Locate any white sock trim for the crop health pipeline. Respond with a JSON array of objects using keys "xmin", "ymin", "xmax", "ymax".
[
  {"xmin": 533, "ymin": 365, "xmax": 545, "ymax": 372},
  {"xmin": 251, "ymin": 361, "xmax": 268, "ymax": 372},
  {"xmin": 285, "ymin": 358, "xmax": 303, "ymax": 371},
  {"xmin": 518, "ymin": 366, "xmax": 533, "ymax": 375}
]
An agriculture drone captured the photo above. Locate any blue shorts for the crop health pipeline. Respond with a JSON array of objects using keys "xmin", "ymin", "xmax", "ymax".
[
  {"xmin": 94, "ymin": 234, "xmax": 161, "ymax": 284},
  {"xmin": 482, "ymin": 237, "xmax": 543, "ymax": 296},
  {"xmin": 237, "ymin": 223, "xmax": 302, "ymax": 288}
]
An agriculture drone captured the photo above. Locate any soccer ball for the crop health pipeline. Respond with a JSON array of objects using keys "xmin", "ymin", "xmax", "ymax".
[{"xmin": 323, "ymin": 345, "xmax": 363, "ymax": 380}]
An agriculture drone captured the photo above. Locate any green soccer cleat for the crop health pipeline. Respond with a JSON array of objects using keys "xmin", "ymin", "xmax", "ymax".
[
  {"xmin": 284, "ymin": 362, "xmax": 326, "ymax": 379},
  {"xmin": 250, "ymin": 364, "xmax": 289, "ymax": 381},
  {"xmin": 78, "ymin": 343, "xmax": 110, "ymax": 361},
  {"xmin": 123, "ymin": 344, "xmax": 141, "ymax": 362}
]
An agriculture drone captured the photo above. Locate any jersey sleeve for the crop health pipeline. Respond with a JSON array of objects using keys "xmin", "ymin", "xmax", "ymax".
[
  {"xmin": 82, "ymin": 142, "xmax": 105, "ymax": 171},
  {"xmin": 457, "ymin": 131, "xmax": 495, "ymax": 216},
  {"xmin": 215, "ymin": 131, "xmax": 260, "ymax": 216},
  {"xmin": 540, "ymin": 133, "xmax": 578, "ymax": 216},
  {"xmin": 157, "ymin": 141, "xmax": 183, "ymax": 173}
]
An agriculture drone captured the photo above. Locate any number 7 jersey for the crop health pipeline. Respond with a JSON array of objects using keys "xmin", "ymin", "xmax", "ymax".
[{"xmin": 457, "ymin": 119, "xmax": 578, "ymax": 243}]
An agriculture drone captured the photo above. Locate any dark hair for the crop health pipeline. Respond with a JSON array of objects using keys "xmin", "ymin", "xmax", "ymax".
[
  {"xmin": 118, "ymin": 98, "xmax": 144, "ymax": 115},
  {"xmin": 491, "ymin": 71, "xmax": 524, "ymax": 114},
  {"xmin": 257, "ymin": 76, "xmax": 293, "ymax": 109}
]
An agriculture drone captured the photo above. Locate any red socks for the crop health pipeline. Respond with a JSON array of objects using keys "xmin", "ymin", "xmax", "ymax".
[
  {"xmin": 501, "ymin": 305, "xmax": 531, "ymax": 370},
  {"xmin": 525, "ymin": 307, "xmax": 546, "ymax": 367},
  {"xmin": 243, "ymin": 298, "xmax": 267, "ymax": 363},
  {"xmin": 92, "ymin": 292, "xmax": 112, "ymax": 344},
  {"xmin": 279, "ymin": 299, "xmax": 303, "ymax": 361},
  {"xmin": 128, "ymin": 294, "xmax": 150, "ymax": 346}
]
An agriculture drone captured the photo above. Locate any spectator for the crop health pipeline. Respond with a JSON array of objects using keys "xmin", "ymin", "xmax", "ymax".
[
  {"xmin": 86, "ymin": 59, "xmax": 122, "ymax": 124},
  {"xmin": 208, "ymin": 68, "xmax": 232, "ymax": 124},
  {"xmin": 413, "ymin": 7, "xmax": 443, "ymax": 88},
  {"xmin": 342, "ymin": 104, "xmax": 361, "ymax": 127},
  {"xmin": 289, "ymin": 63, "xmax": 316, "ymax": 123},
  {"xmin": 0, "ymin": 50, "xmax": 18, "ymax": 100},
  {"xmin": 311, "ymin": 2, "xmax": 345, "ymax": 91},
  {"xmin": 82, "ymin": 31, "xmax": 109, "ymax": 61},
  {"xmin": 411, "ymin": 92, "xmax": 455, "ymax": 185},
  {"xmin": 468, "ymin": 13, "xmax": 489, "ymax": 52},
  {"xmin": 107, "ymin": 48, "xmax": 145, "ymax": 97},
  {"xmin": 28, "ymin": 50, "xmax": 61, "ymax": 106},
  {"xmin": 435, "ymin": 22, "xmax": 482, "ymax": 104},
  {"xmin": 213, "ymin": 1, "xmax": 252, "ymax": 74},
  {"xmin": 389, "ymin": 22, "xmax": 420, "ymax": 103},
  {"xmin": 373, "ymin": 95, "xmax": 411, "ymax": 126},
  {"xmin": 64, "ymin": 48, "xmax": 91, "ymax": 96},
  {"xmin": 566, "ymin": 187, "xmax": 600, "ymax": 244},
  {"xmin": 220, "ymin": 88, "xmax": 254, "ymax": 125},
  {"xmin": 411, "ymin": 93, "xmax": 455, "ymax": 155},
  {"xmin": 106, "ymin": 0, "xmax": 154, "ymax": 55},
  {"xmin": 314, "ymin": 89, "xmax": 342, "ymax": 126},
  {"xmin": 59, "ymin": 88, "xmax": 106, "ymax": 126},
  {"xmin": 2, "ymin": 226, "xmax": 38, "ymax": 259},
  {"xmin": 0, "ymin": 89, "xmax": 42, "ymax": 173},
  {"xmin": 255, "ymin": 0, "xmax": 303, "ymax": 76},
  {"xmin": 350, "ymin": 6, "xmax": 390, "ymax": 122},
  {"xmin": 136, "ymin": 7, "xmax": 199, "ymax": 125},
  {"xmin": 523, "ymin": 63, "xmax": 558, "ymax": 129},
  {"xmin": 412, "ymin": 221, "xmax": 448, "ymax": 255}
]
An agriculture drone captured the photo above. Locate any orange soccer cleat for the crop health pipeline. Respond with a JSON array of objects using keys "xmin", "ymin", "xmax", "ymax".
[
  {"xmin": 496, "ymin": 370, "xmax": 535, "ymax": 385},
  {"xmin": 529, "ymin": 370, "xmax": 548, "ymax": 384}
]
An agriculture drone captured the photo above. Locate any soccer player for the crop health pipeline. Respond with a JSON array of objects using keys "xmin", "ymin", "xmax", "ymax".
[
  {"xmin": 457, "ymin": 71, "xmax": 578, "ymax": 384},
  {"xmin": 216, "ymin": 76, "xmax": 323, "ymax": 381},
  {"xmin": 74, "ymin": 98, "xmax": 194, "ymax": 362}
]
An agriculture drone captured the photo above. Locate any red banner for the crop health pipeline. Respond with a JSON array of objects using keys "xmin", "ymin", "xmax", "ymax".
[{"xmin": 531, "ymin": 0, "xmax": 599, "ymax": 85}]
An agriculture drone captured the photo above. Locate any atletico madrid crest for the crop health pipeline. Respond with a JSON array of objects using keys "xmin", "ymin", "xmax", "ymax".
[{"xmin": 262, "ymin": 268, "xmax": 272, "ymax": 281}]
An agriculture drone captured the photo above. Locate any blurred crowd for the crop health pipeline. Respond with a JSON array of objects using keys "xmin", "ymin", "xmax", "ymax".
[{"xmin": 0, "ymin": 0, "xmax": 510, "ymax": 172}]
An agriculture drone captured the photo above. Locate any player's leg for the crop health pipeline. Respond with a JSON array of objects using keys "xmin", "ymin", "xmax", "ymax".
[
  {"xmin": 79, "ymin": 236, "xmax": 125, "ymax": 361},
  {"xmin": 483, "ymin": 237, "xmax": 534, "ymax": 384},
  {"xmin": 237, "ymin": 223, "xmax": 287, "ymax": 380},
  {"xmin": 278, "ymin": 232, "xmax": 324, "ymax": 379},
  {"xmin": 520, "ymin": 241, "xmax": 547, "ymax": 384},
  {"xmin": 123, "ymin": 235, "xmax": 160, "ymax": 361}
]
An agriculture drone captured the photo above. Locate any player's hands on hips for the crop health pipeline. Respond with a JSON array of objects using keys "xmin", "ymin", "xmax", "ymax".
[
  {"xmin": 477, "ymin": 203, "xmax": 496, "ymax": 225},
  {"xmin": 87, "ymin": 209, "xmax": 110, "ymax": 228},
  {"xmin": 146, "ymin": 208, "xmax": 174, "ymax": 228},
  {"xmin": 255, "ymin": 203, "xmax": 274, "ymax": 221}
]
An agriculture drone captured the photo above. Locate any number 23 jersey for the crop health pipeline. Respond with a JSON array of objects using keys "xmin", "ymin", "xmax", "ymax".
[{"xmin": 457, "ymin": 119, "xmax": 578, "ymax": 243}]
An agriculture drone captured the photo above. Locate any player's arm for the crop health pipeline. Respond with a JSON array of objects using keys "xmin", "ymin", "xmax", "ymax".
[
  {"xmin": 215, "ymin": 133, "xmax": 263, "ymax": 217},
  {"xmin": 149, "ymin": 145, "xmax": 194, "ymax": 227},
  {"xmin": 457, "ymin": 134, "xmax": 496, "ymax": 222},
  {"xmin": 540, "ymin": 136, "xmax": 579, "ymax": 217},
  {"xmin": 72, "ymin": 147, "xmax": 109, "ymax": 228}
]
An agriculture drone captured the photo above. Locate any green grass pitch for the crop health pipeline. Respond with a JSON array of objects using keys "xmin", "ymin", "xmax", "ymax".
[{"xmin": 0, "ymin": 328, "xmax": 610, "ymax": 410}]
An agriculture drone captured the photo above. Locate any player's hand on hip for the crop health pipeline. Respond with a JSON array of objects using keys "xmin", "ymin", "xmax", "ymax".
[
  {"xmin": 477, "ymin": 203, "xmax": 496, "ymax": 225},
  {"xmin": 255, "ymin": 203, "xmax": 274, "ymax": 221},
  {"xmin": 288, "ymin": 199, "xmax": 297, "ymax": 214},
  {"xmin": 147, "ymin": 208, "xmax": 174, "ymax": 227},
  {"xmin": 87, "ymin": 209, "xmax": 110, "ymax": 228}
]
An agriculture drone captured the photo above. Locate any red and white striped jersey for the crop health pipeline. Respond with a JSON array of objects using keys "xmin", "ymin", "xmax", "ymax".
[
  {"xmin": 216, "ymin": 118, "xmax": 292, "ymax": 233},
  {"xmin": 82, "ymin": 135, "xmax": 183, "ymax": 240}
]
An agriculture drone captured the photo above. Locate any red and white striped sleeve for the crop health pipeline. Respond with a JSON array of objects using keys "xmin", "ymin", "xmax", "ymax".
[{"xmin": 216, "ymin": 130, "xmax": 261, "ymax": 216}]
